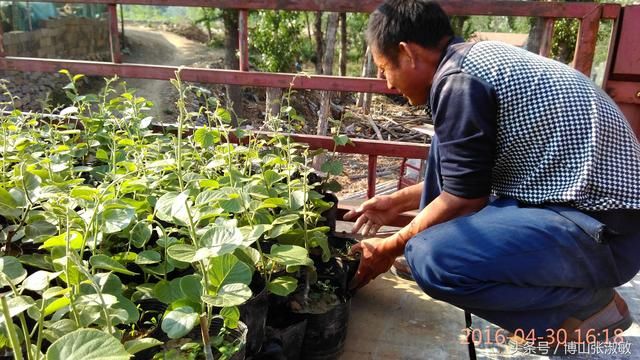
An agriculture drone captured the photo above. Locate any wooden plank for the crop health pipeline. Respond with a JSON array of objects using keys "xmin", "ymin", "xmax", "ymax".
[
  {"xmin": 606, "ymin": 80, "xmax": 640, "ymax": 105},
  {"xmin": 0, "ymin": 57, "xmax": 396, "ymax": 94},
  {"xmin": 284, "ymin": 133, "xmax": 429, "ymax": 159},
  {"xmin": 26, "ymin": 0, "xmax": 601, "ymax": 18},
  {"xmin": 367, "ymin": 155, "xmax": 378, "ymax": 199},
  {"xmin": 574, "ymin": 7, "xmax": 601, "ymax": 77},
  {"xmin": 612, "ymin": 5, "xmax": 640, "ymax": 77},
  {"xmin": 239, "ymin": 10, "xmax": 249, "ymax": 72},
  {"xmin": 108, "ymin": 4, "xmax": 122, "ymax": 64},
  {"xmin": 150, "ymin": 124, "xmax": 430, "ymax": 159},
  {"xmin": 601, "ymin": 3, "xmax": 622, "ymax": 20}
]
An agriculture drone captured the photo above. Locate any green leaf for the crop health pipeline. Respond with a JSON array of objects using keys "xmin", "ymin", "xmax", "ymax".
[
  {"xmin": 207, "ymin": 254, "xmax": 252, "ymax": 292},
  {"xmin": 267, "ymin": 223, "xmax": 294, "ymax": 239},
  {"xmin": 96, "ymin": 148, "xmax": 109, "ymax": 161},
  {"xmin": 161, "ymin": 306, "xmax": 199, "ymax": 339},
  {"xmin": 130, "ymin": 222, "xmax": 152, "ymax": 248},
  {"xmin": 321, "ymin": 160, "xmax": 344, "ymax": 176},
  {"xmin": 215, "ymin": 108, "xmax": 232, "ymax": 124},
  {"xmin": 333, "ymin": 134, "xmax": 351, "ymax": 146},
  {"xmin": 179, "ymin": 275, "xmax": 203, "ymax": 303},
  {"xmin": 323, "ymin": 179, "xmax": 342, "ymax": 193},
  {"xmin": 120, "ymin": 179, "xmax": 148, "ymax": 194},
  {"xmin": 272, "ymin": 214, "xmax": 299, "ymax": 225},
  {"xmin": 153, "ymin": 279, "xmax": 183, "ymax": 304},
  {"xmin": 60, "ymin": 106, "xmax": 78, "ymax": 116},
  {"xmin": 263, "ymin": 170, "xmax": 284, "ymax": 188},
  {"xmin": 267, "ymin": 245, "xmax": 314, "ymax": 271},
  {"xmin": 41, "ymin": 232, "xmax": 84, "ymax": 250},
  {"xmin": 0, "ymin": 186, "xmax": 17, "ymax": 206},
  {"xmin": 0, "ymin": 187, "xmax": 20, "ymax": 218},
  {"xmin": 290, "ymin": 190, "xmax": 306, "ymax": 210},
  {"xmin": 166, "ymin": 244, "xmax": 197, "ymax": 263},
  {"xmin": 101, "ymin": 207, "xmax": 135, "ymax": 234},
  {"xmin": 44, "ymin": 297, "xmax": 70, "ymax": 316},
  {"xmin": 220, "ymin": 307, "xmax": 240, "ymax": 329},
  {"xmin": 154, "ymin": 192, "xmax": 179, "ymax": 223},
  {"xmin": 0, "ymin": 256, "xmax": 27, "ymax": 286},
  {"xmin": 200, "ymin": 225, "xmax": 244, "ymax": 257},
  {"xmin": 19, "ymin": 254, "xmax": 54, "ymax": 272},
  {"xmin": 124, "ymin": 338, "xmax": 162, "ymax": 355},
  {"xmin": 267, "ymin": 276, "xmax": 298, "ymax": 296},
  {"xmin": 45, "ymin": 328, "xmax": 131, "ymax": 360},
  {"xmin": 147, "ymin": 159, "xmax": 176, "ymax": 170},
  {"xmin": 135, "ymin": 250, "xmax": 161, "ymax": 265},
  {"xmin": 0, "ymin": 296, "xmax": 34, "ymax": 325},
  {"xmin": 194, "ymin": 128, "xmax": 215, "ymax": 148},
  {"xmin": 70, "ymin": 186, "xmax": 99, "ymax": 201},
  {"xmin": 139, "ymin": 116, "xmax": 153, "ymax": 129},
  {"xmin": 24, "ymin": 220, "xmax": 58, "ymax": 240},
  {"xmin": 234, "ymin": 247, "xmax": 261, "ymax": 270},
  {"xmin": 170, "ymin": 191, "xmax": 191, "ymax": 226},
  {"xmin": 202, "ymin": 283, "xmax": 251, "ymax": 307},
  {"xmin": 239, "ymin": 224, "xmax": 272, "ymax": 246},
  {"xmin": 22, "ymin": 270, "xmax": 61, "ymax": 291},
  {"xmin": 89, "ymin": 255, "xmax": 137, "ymax": 276},
  {"xmin": 198, "ymin": 179, "xmax": 220, "ymax": 190}
]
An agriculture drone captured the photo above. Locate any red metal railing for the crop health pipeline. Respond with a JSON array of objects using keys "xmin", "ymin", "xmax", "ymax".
[{"xmin": 0, "ymin": 0, "xmax": 626, "ymax": 198}]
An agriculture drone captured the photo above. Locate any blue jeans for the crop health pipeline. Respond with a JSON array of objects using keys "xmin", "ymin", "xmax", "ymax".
[{"xmin": 407, "ymin": 136, "xmax": 640, "ymax": 334}]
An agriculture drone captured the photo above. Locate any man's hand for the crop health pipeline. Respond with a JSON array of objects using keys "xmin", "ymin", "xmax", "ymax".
[
  {"xmin": 348, "ymin": 237, "xmax": 398, "ymax": 290},
  {"xmin": 343, "ymin": 195, "xmax": 402, "ymax": 236}
]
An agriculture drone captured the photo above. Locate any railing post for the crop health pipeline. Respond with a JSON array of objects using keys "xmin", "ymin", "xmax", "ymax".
[
  {"xmin": 574, "ymin": 6, "xmax": 602, "ymax": 77},
  {"xmin": 239, "ymin": 10, "xmax": 249, "ymax": 72},
  {"xmin": 538, "ymin": 18, "xmax": 555, "ymax": 57},
  {"xmin": 367, "ymin": 155, "xmax": 378, "ymax": 199},
  {"xmin": 0, "ymin": 17, "xmax": 4, "ymax": 58},
  {"xmin": 108, "ymin": 4, "xmax": 122, "ymax": 64}
]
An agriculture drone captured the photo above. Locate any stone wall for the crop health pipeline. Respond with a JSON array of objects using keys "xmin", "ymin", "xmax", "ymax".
[
  {"xmin": 3, "ymin": 16, "xmax": 111, "ymax": 61},
  {"xmin": 0, "ymin": 17, "xmax": 111, "ymax": 111}
]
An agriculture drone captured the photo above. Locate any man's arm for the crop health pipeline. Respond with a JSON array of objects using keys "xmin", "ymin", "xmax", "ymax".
[
  {"xmin": 349, "ymin": 191, "xmax": 488, "ymax": 289},
  {"xmin": 381, "ymin": 191, "xmax": 488, "ymax": 257}
]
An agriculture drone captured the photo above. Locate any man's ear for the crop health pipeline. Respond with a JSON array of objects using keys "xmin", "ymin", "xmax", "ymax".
[{"xmin": 398, "ymin": 42, "xmax": 416, "ymax": 68}]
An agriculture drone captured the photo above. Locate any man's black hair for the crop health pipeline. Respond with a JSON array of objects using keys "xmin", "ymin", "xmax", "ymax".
[{"xmin": 367, "ymin": 0, "xmax": 454, "ymax": 64}]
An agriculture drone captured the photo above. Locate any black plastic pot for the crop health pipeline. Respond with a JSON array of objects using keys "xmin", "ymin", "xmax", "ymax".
[
  {"xmin": 277, "ymin": 318, "xmax": 307, "ymax": 360},
  {"xmin": 210, "ymin": 317, "xmax": 248, "ymax": 360},
  {"xmin": 238, "ymin": 274, "xmax": 269, "ymax": 356},
  {"xmin": 299, "ymin": 299, "xmax": 351, "ymax": 360},
  {"xmin": 132, "ymin": 299, "xmax": 169, "ymax": 360},
  {"xmin": 320, "ymin": 192, "xmax": 338, "ymax": 233},
  {"xmin": 264, "ymin": 295, "xmax": 308, "ymax": 360}
]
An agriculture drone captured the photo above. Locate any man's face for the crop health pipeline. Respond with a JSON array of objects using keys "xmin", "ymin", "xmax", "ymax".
[{"xmin": 371, "ymin": 44, "xmax": 435, "ymax": 106}]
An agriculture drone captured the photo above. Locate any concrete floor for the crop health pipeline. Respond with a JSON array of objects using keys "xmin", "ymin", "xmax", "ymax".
[{"xmin": 341, "ymin": 271, "xmax": 640, "ymax": 360}]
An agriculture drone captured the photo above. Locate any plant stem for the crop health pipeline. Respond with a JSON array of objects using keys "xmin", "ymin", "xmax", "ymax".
[
  {"xmin": 1, "ymin": 296, "xmax": 24, "ymax": 360},
  {"xmin": 200, "ymin": 314, "xmax": 214, "ymax": 360},
  {"xmin": 173, "ymin": 71, "xmax": 186, "ymax": 192}
]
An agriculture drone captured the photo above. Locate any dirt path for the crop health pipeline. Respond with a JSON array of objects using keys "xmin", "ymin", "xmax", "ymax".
[{"xmin": 121, "ymin": 26, "xmax": 224, "ymax": 122}]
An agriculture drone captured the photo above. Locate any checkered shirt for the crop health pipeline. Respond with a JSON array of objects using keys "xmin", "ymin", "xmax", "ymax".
[{"xmin": 460, "ymin": 41, "xmax": 640, "ymax": 211}]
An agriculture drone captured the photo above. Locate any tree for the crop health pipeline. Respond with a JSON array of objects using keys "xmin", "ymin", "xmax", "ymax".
[
  {"xmin": 357, "ymin": 46, "xmax": 376, "ymax": 114},
  {"xmin": 221, "ymin": 9, "xmax": 242, "ymax": 126},
  {"xmin": 313, "ymin": 12, "xmax": 340, "ymax": 168},
  {"xmin": 339, "ymin": 12, "xmax": 348, "ymax": 102},
  {"xmin": 314, "ymin": 12, "xmax": 324, "ymax": 74},
  {"xmin": 251, "ymin": 10, "xmax": 303, "ymax": 121}
]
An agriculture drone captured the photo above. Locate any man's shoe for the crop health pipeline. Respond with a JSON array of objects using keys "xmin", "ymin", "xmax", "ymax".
[
  {"xmin": 509, "ymin": 291, "xmax": 633, "ymax": 356},
  {"xmin": 390, "ymin": 256, "xmax": 414, "ymax": 281},
  {"xmin": 556, "ymin": 290, "xmax": 632, "ymax": 343}
]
